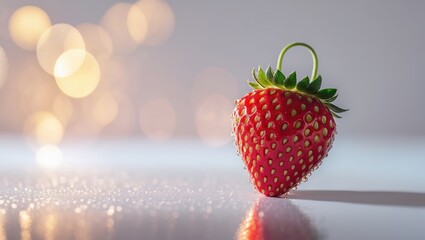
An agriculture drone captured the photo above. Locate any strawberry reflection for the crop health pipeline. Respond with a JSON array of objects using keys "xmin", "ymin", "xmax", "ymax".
[{"xmin": 237, "ymin": 197, "xmax": 320, "ymax": 240}]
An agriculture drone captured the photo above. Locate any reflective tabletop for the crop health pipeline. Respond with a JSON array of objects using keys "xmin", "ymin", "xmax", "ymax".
[{"xmin": 0, "ymin": 136, "xmax": 424, "ymax": 240}]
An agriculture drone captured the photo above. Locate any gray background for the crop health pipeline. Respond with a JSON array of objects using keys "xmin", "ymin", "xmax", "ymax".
[{"xmin": 0, "ymin": 0, "xmax": 424, "ymax": 137}]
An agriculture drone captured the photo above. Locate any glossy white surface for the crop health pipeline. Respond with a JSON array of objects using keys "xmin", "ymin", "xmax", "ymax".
[{"xmin": 0, "ymin": 135, "xmax": 424, "ymax": 240}]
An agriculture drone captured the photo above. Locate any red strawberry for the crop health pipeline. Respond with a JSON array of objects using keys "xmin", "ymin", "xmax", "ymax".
[{"xmin": 231, "ymin": 42, "xmax": 347, "ymax": 197}]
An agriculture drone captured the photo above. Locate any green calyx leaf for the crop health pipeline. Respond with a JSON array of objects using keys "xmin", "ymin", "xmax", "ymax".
[
  {"xmin": 284, "ymin": 71, "xmax": 297, "ymax": 89},
  {"xmin": 331, "ymin": 112, "xmax": 342, "ymax": 119},
  {"xmin": 325, "ymin": 103, "xmax": 349, "ymax": 113},
  {"xmin": 248, "ymin": 81, "xmax": 261, "ymax": 89},
  {"xmin": 296, "ymin": 76, "xmax": 309, "ymax": 91},
  {"xmin": 273, "ymin": 70, "xmax": 285, "ymax": 85},
  {"xmin": 325, "ymin": 94, "xmax": 338, "ymax": 103},
  {"xmin": 266, "ymin": 66, "xmax": 274, "ymax": 81},
  {"xmin": 316, "ymin": 88, "xmax": 337, "ymax": 100},
  {"xmin": 252, "ymin": 68, "xmax": 258, "ymax": 82},
  {"xmin": 248, "ymin": 67, "xmax": 348, "ymax": 118},
  {"xmin": 256, "ymin": 67, "xmax": 273, "ymax": 87},
  {"xmin": 305, "ymin": 75, "xmax": 322, "ymax": 94}
]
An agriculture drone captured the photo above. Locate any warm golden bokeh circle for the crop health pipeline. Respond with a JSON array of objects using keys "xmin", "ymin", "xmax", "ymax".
[
  {"xmin": 9, "ymin": 5, "xmax": 52, "ymax": 50},
  {"xmin": 101, "ymin": 3, "xmax": 142, "ymax": 53},
  {"xmin": 54, "ymin": 48, "xmax": 87, "ymax": 78},
  {"xmin": 54, "ymin": 50, "xmax": 101, "ymax": 98},
  {"xmin": 127, "ymin": 5, "xmax": 149, "ymax": 44},
  {"xmin": 134, "ymin": 0, "xmax": 175, "ymax": 46},
  {"xmin": 36, "ymin": 23, "xmax": 86, "ymax": 75},
  {"xmin": 24, "ymin": 112, "xmax": 64, "ymax": 145}
]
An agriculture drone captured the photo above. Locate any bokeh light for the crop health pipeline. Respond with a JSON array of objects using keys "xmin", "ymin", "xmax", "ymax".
[
  {"xmin": 0, "ymin": 46, "xmax": 8, "ymax": 89},
  {"xmin": 195, "ymin": 95, "xmax": 233, "ymax": 146},
  {"xmin": 0, "ymin": 213, "xmax": 5, "ymax": 240},
  {"xmin": 66, "ymin": 90, "xmax": 130, "ymax": 138},
  {"xmin": 19, "ymin": 210, "xmax": 31, "ymax": 240},
  {"xmin": 2, "ymin": 2, "xmax": 239, "ymax": 144},
  {"xmin": 101, "ymin": 3, "xmax": 142, "ymax": 53},
  {"xmin": 127, "ymin": 4, "xmax": 149, "ymax": 44},
  {"xmin": 24, "ymin": 112, "xmax": 64, "ymax": 145},
  {"xmin": 37, "ymin": 23, "xmax": 86, "ymax": 75},
  {"xmin": 139, "ymin": 98, "xmax": 176, "ymax": 142},
  {"xmin": 76, "ymin": 23, "xmax": 114, "ymax": 61},
  {"xmin": 8, "ymin": 5, "xmax": 51, "ymax": 50},
  {"xmin": 54, "ymin": 48, "xmax": 87, "ymax": 78},
  {"xmin": 54, "ymin": 50, "xmax": 100, "ymax": 98},
  {"xmin": 134, "ymin": 0, "xmax": 175, "ymax": 46},
  {"xmin": 36, "ymin": 145, "xmax": 63, "ymax": 170},
  {"xmin": 40, "ymin": 214, "xmax": 58, "ymax": 239}
]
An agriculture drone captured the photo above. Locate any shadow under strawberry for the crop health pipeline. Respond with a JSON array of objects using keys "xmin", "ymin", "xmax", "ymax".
[
  {"xmin": 236, "ymin": 197, "xmax": 322, "ymax": 240},
  {"xmin": 289, "ymin": 190, "xmax": 425, "ymax": 208}
]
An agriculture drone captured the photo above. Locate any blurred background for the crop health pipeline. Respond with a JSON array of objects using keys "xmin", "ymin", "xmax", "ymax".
[
  {"xmin": 1, "ymin": 2, "xmax": 425, "ymax": 239},
  {"xmin": 0, "ymin": 0, "xmax": 424, "ymax": 165}
]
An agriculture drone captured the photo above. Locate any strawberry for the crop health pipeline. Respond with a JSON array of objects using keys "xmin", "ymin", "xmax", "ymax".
[{"xmin": 231, "ymin": 42, "xmax": 347, "ymax": 197}]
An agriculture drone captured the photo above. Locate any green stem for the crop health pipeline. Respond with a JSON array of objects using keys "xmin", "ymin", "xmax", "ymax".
[{"xmin": 276, "ymin": 42, "xmax": 318, "ymax": 80}]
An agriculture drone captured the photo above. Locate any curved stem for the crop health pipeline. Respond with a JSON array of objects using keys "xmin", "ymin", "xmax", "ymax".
[{"xmin": 276, "ymin": 42, "xmax": 318, "ymax": 80}]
